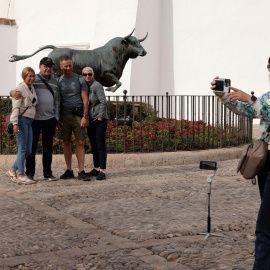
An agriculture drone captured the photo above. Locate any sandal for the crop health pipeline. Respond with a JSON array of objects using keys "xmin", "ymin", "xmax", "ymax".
[
  {"xmin": 6, "ymin": 170, "xmax": 18, "ymax": 183},
  {"xmin": 17, "ymin": 175, "xmax": 36, "ymax": 185}
]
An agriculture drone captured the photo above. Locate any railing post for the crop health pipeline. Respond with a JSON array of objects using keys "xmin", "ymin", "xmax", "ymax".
[
  {"xmin": 166, "ymin": 92, "xmax": 169, "ymax": 119},
  {"xmin": 123, "ymin": 90, "xmax": 127, "ymax": 153},
  {"xmin": 116, "ymin": 96, "xmax": 119, "ymax": 153},
  {"xmin": 166, "ymin": 92, "xmax": 170, "ymax": 150}
]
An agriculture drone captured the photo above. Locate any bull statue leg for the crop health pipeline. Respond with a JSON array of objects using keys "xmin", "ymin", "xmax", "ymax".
[
  {"xmin": 103, "ymin": 73, "xmax": 122, "ymax": 92},
  {"xmin": 106, "ymin": 82, "xmax": 122, "ymax": 93}
]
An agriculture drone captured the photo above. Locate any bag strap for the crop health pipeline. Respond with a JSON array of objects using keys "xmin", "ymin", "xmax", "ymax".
[
  {"xmin": 37, "ymin": 74, "xmax": 54, "ymax": 98},
  {"xmin": 18, "ymin": 106, "xmax": 29, "ymax": 119}
]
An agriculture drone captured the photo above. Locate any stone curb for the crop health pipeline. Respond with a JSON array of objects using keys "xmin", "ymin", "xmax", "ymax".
[{"xmin": 0, "ymin": 146, "xmax": 244, "ymax": 169}]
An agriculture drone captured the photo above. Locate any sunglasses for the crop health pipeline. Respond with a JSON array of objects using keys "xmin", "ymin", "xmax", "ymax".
[
  {"xmin": 44, "ymin": 65, "xmax": 53, "ymax": 68},
  {"xmin": 83, "ymin": 73, "xmax": 93, "ymax": 77}
]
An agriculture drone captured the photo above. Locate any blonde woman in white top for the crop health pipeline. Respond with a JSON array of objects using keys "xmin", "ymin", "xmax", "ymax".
[{"xmin": 6, "ymin": 67, "xmax": 38, "ymax": 184}]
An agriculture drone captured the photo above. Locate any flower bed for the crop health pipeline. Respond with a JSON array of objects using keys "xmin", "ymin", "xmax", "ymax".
[{"xmin": 0, "ymin": 114, "xmax": 250, "ymax": 154}]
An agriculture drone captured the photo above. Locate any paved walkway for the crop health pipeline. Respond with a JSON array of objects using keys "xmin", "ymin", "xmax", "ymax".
[{"xmin": 0, "ymin": 148, "xmax": 259, "ymax": 269}]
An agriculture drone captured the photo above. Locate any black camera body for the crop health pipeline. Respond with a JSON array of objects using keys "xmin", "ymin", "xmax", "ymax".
[
  {"xmin": 214, "ymin": 78, "xmax": 231, "ymax": 93},
  {"xmin": 199, "ymin": 161, "xmax": 217, "ymax": 171}
]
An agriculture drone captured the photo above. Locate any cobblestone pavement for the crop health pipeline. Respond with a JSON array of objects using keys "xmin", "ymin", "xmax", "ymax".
[{"xmin": 0, "ymin": 158, "xmax": 260, "ymax": 270}]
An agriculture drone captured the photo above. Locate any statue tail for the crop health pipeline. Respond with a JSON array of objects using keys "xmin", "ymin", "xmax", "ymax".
[{"xmin": 9, "ymin": 45, "xmax": 57, "ymax": 62}]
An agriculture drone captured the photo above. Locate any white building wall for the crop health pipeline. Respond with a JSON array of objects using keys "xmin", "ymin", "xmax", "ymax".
[
  {"xmin": 0, "ymin": 0, "xmax": 15, "ymax": 18},
  {"xmin": 173, "ymin": 0, "xmax": 270, "ymax": 97},
  {"xmin": 130, "ymin": 0, "xmax": 161, "ymax": 96},
  {"xmin": 1, "ymin": 0, "xmax": 270, "ymax": 100},
  {"xmin": 130, "ymin": 0, "xmax": 174, "ymax": 96},
  {"xmin": 0, "ymin": 25, "xmax": 17, "ymax": 95}
]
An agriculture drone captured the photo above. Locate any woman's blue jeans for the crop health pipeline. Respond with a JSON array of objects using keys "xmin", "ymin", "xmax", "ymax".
[
  {"xmin": 12, "ymin": 116, "xmax": 33, "ymax": 174},
  {"xmin": 254, "ymin": 152, "xmax": 270, "ymax": 270}
]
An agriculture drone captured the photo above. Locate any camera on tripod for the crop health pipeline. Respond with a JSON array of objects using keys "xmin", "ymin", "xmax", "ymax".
[{"xmin": 199, "ymin": 160, "xmax": 222, "ymax": 240}]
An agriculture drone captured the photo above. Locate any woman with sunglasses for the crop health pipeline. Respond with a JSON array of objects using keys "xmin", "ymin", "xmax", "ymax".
[
  {"xmin": 6, "ymin": 67, "xmax": 38, "ymax": 185},
  {"xmin": 82, "ymin": 67, "xmax": 108, "ymax": 180}
]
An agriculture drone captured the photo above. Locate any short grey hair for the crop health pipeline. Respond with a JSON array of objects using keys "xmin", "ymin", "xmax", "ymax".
[{"xmin": 82, "ymin": 66, "xmax": 94, "ymax": 75}]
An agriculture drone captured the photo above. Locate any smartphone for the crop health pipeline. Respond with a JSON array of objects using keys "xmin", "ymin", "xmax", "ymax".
[
  {"xmin": 214, "ymin": 78, "xmax": 230, "ymax": 93},
  {"xmin": 199, "ymin": 161, "xmax": 217, "ymax": 171}
]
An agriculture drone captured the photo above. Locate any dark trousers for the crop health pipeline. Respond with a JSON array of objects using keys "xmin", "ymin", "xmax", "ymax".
[
  {"xmin": 253, "ymin": 151, "xmax": 270, "ymax": 269},
  {"xmin": 87, "ymin": 119, "xmax": 107, "ymax": 170},
  {"xmin": 26, "ymin": 117, "xmax": 57, "ymax": 176}
]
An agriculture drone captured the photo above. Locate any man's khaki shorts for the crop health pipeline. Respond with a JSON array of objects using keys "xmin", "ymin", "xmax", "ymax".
[{"xmin": 59, "ymin": 114, "xmax": 85, "ymax": 141}]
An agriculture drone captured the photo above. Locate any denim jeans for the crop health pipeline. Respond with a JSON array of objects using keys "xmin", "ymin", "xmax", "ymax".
[
  {"xmin": 87, "ymin": 118, "xmax": 107, "ymax": 169},
  {"xmin": 26, "ymin": 117, "xmax": 57, "ymax": 177},
  {"xmin": 254, "ymin": 152, "xmax": 270, "ymax": 269},
  {"xmin": 12, "ymin": 116, "xmax": 33, "ymax": 174}
]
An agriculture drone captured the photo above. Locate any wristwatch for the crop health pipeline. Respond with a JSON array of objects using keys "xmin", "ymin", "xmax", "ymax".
[
  {"xmin": 250, "ymin": 91, "xmax": 257, "ymax": 105},
  {"xmin": 83, "ymin": 115, "xmax": 89, "ymax": 119},
  {"xmin": 250, "ymin": 95, "xmax": 257, "ymax": 103}
]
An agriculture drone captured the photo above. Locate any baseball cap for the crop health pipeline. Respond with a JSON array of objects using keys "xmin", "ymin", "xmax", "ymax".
[{"xmin": 40, "ymin": 57, "xmax": 55, "ymax": 66}]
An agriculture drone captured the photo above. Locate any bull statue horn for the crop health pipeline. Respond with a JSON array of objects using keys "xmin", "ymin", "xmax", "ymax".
[
  {"xmin": 123, "ymin": 28, "xmax": 135, "ymax": 40},
  {"xmin": 138, "ymin": 32, "xmax": 148, "ymax": 42}
]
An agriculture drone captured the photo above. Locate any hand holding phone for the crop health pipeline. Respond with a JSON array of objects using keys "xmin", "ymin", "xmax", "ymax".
[{"xmin": 214, "ymin": 78, "xmax": 231, "ymax": 93}]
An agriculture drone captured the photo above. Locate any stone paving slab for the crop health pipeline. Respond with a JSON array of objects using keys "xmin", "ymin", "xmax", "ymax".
[{"xmin": 0, "ymin": 149, "xmax": 259, "ymax": 270}]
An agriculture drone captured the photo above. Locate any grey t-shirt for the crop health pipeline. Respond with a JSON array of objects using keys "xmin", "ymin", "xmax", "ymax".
[
  {"xmin": 33, "ymin": 73, "xmax": 60, "ymax": 120},
  {"xmin": 58, "ymin": 73, "xmax": 88, "ymax": 114}
]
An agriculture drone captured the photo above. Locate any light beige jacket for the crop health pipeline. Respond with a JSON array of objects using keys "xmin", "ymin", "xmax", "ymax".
[{"xmin": 11, "ymin": 81, "xmax": 38, "ymax": 125}]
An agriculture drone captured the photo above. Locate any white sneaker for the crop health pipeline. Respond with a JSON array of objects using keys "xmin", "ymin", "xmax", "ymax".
[
  {"xmin": 6, "ymin": 170, "xmax": 17, "ymax": 183},
  {"xmin": 17, "ymin": 175, "xmax": 36, "ymax": 185}
]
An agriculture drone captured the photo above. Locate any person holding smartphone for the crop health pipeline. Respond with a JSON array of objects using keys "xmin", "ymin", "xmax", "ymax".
[{"xmin": 211, "ymin": 64, "xmax": 270, "ymax": 270}]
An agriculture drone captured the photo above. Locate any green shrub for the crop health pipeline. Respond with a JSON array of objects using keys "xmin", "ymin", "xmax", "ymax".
[
  {"xmin": 107, "ymin": 101, "xmax": 157, "ymax": 122},
  {"xmin": 1, "ymin": 98, "xmax": 12, "ymax": 115}
]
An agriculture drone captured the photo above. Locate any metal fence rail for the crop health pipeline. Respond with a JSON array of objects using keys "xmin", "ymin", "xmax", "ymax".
[{"xmin": 0, "ymin": 92, "xmax": 253, "ymax": 154}]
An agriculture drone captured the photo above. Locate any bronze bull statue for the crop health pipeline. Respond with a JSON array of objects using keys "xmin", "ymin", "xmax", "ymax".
[{"xmin": 9, "ymin": 29, "xmax": 148, "ymax": 92}]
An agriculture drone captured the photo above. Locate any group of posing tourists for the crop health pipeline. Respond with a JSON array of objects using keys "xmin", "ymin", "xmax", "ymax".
[{"xmin": 6, "ymin": 56, "xmax": 108, "ymax": 185}]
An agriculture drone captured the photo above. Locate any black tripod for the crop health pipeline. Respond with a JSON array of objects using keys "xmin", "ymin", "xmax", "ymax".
[{"xmin": 199, "ymin": 169, "xmax": 223, "ymax": 240}]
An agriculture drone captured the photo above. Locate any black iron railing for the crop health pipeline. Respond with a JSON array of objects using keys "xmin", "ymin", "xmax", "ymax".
[{"xmin": 0, "ymin": 92, "xmax": 253, "ymax": 154}]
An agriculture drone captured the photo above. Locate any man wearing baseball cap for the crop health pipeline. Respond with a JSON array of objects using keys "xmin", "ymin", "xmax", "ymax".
[
  {"xmin": 40, "ymin": 57, "xmax": 55, "ymax": 66},
  {"xmin": 11, "ymin": 57, "xmax": 60, "ymax": 181}
]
